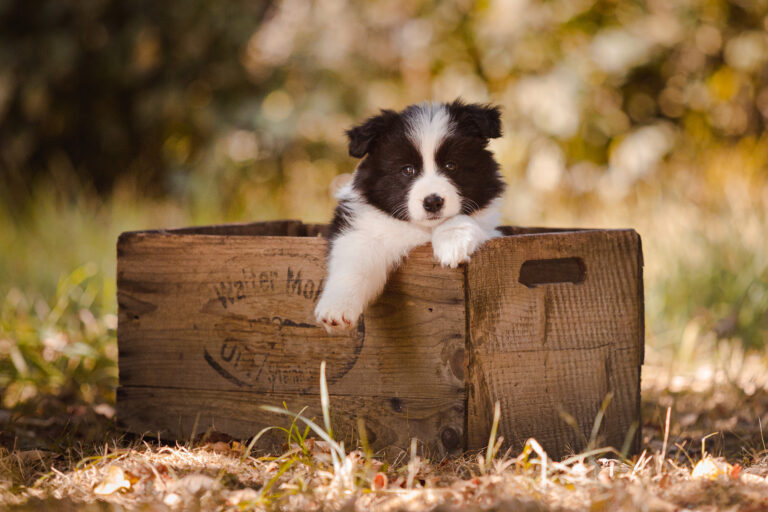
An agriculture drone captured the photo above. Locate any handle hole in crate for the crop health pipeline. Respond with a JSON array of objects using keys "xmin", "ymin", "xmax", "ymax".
[{"xmin": 518, "ymin": 257, "xmax": 586, "ymax": 288}]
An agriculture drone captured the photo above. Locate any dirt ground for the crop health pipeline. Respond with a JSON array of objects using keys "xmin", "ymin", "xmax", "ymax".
[{"xmin": 2, "ymin": 361, "xmax": 768, "ymax": 512}]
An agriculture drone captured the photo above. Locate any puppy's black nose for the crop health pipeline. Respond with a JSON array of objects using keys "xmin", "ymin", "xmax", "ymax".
[{"xmin": 423, "ymin": 194, "xmax": 444, "ymax": 213}]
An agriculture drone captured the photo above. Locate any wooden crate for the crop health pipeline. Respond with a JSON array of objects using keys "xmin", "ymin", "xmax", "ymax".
[{"xmin": 117, "ymin": 221, "xmax": 643, "ymax": 459}]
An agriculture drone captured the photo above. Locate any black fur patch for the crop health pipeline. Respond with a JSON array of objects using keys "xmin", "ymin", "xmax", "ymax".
[
  {"xmin": 351, "ymin": 117, "xmax": 423, "ymax": 220},
  {"xmin": 435, "ymin": 135, "xmax": 506, "ymax": 214},
  {"xmin": 345, "ymin": 109, "xmax": 401, "ymax": 158},
  {"xmin": 447, "ymin": 100, "xmax": 502, "ymax": 140},
  {"xmin": 328, "ymin": 199, "xmax": 354, "ymax": 241}
]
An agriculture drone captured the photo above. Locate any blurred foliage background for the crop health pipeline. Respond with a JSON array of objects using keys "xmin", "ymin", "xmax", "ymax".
[{"xmin": 0, "ymin": 0, "xmax": 767, "ymax": 416}]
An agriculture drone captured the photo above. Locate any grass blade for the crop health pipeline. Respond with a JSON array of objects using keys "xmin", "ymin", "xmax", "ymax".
[
  {"xmin": 320, "ymin": 361, "xmax": 333, "ymax": 439},
  {"xmin": 485, "ymin": 400, "xmax": 501, "ymax": 469},
  {"xmin": 260, "ymin": 405, "xmax": 345, "ymax": 460},
  {"xmin": 241, "ymin": 426, "xmax": 280, "ymax": 462},
  {"xmin": 588, "ymin": 392, "xmax": 613, "ymax": 451}
]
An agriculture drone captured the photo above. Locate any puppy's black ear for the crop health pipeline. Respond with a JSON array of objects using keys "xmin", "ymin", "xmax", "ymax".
[
  {"xmin": 448, "ymin": 100, "xmax": 502, "ymax": 140},
  {"xmin": 345, "ymin": 109, "xmax": 399, "ymax": 158}
]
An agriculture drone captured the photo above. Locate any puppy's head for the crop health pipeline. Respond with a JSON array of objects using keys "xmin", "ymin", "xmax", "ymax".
[{"xmin": 348, "ymin": 100, "xmax": 505, "ymax": 227}]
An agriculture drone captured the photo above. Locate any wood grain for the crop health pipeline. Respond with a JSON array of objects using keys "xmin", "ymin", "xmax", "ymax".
[
  {"xmin": 466, "ymin": 229, "xmax": 643, "ymax": 458},
  {"xmin": 117, "ymin": 386, "xmax": 464, "ymax": 457}
]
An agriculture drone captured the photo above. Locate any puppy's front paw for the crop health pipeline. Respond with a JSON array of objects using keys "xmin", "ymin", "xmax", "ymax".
[
  {"xmin": 314, "ymin": 292, "xmax": 363, "ymax": 335},
  {"xmin": 432, "ymin": 218, "xmax": 487, "ymax": 268}
]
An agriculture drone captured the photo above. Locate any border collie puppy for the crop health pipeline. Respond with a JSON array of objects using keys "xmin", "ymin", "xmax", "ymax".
[{"xmin": 315, "ymin": 100, "xmax": 506, "ymax": 334}]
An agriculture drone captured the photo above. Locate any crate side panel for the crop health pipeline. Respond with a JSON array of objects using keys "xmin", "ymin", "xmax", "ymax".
[
  {"xmin": 117, "ymin": 233, "xmax": 467, "ymax": 451},
  {"xmin": 470, "ymin": 347, "xmax": 610, "ymax": 452},
  {"xmin": 466, "ymin": 230, "xmax": 642, "ymax": 457},
  {"xmin": 117, "ymin": 386, "xmax": 465, "ymax": 457}
]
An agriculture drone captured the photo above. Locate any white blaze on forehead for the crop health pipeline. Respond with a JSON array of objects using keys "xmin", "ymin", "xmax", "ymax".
[
  {"xmin": 404, "ymin": 103, "xmax": 461, "ymax": 225},
  {"xmin": 405, "ymin": 102, "xmax": 452, "ymax": 175}
]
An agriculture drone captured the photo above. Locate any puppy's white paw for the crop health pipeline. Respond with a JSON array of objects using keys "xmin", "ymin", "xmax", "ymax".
[
  {"xmin": 431, "ymin": 217, "xmax": 488, "ymax": 268},
  {"xmin": 314, "ymin": 291, "xmax": 363, "ymax": 334}
]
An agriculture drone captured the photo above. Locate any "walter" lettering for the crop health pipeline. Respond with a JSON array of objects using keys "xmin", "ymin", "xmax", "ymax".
[{"xmin": 212, "ymin": 266, "xmax": 324, "ymax": 308}]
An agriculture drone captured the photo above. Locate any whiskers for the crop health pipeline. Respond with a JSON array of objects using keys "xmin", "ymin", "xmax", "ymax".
[
  {"xmin": 461, "ymin": 197, "xmax": 481, "ymax": 215},
  {"xmin": 391, "ymin": 203, "xmax": 410, "ymax": 221}
]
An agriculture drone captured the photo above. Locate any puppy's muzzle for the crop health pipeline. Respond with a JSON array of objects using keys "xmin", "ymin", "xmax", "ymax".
[{"xmin": 423, "ymin": 194, "xmax": 444, "ymax": 213}]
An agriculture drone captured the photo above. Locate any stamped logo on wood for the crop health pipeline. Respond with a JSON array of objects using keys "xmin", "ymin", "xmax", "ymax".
[{"xmin": 202, "ymin": 263, "xmax": 365, "ymax": 392}]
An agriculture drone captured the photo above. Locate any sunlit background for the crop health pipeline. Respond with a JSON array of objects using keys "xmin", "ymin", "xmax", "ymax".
[{"xmin": 1, "ymin": 0, "xmax": 767, "ymax": 411}]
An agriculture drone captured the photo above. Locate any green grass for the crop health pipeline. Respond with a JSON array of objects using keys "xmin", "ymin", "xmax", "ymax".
[{"xmin": 0, "ymin": 266, "xmax": 115, "ymax": 411}]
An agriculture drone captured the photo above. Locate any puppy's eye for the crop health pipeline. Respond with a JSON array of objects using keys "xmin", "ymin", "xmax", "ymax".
[
  {"xmin": 444, "ymin": 161, "xmax": 457, "ymax": 172},
  {"xmin": 401, "ymin": 165, "xmax": 416, "ymax": 176}
]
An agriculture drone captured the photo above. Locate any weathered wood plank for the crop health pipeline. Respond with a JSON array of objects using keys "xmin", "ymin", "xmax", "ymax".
[
  {"xmin": 117, "ymin": 386, "xmax": 465, "ymax": 457},
  {"xmin": 466, "ymin": 230, "xmax": 643, "ymax": 457}
]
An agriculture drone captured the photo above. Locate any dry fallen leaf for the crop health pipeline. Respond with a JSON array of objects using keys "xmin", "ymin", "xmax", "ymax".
[
  {"xmin": 94, "ymin": 465, "xmax": 131, "ymax": 495},
  {"xmin": 691, "ymin": 458, "xmax": 719, "ymax": 480},
  {"xmin": 740, "ymin": 473, "xmax": 768, "ymax": 485},
  {"xmin": 163, "ymin": 492, "xmax": 182, "ymax": 506},
  {"xmin": 691, "ymin": 457, "xmax": 732, "ymax": 480},
  {"xmin": 372, "ymin": 472, "xmax": 388, "ymax": 490}
]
